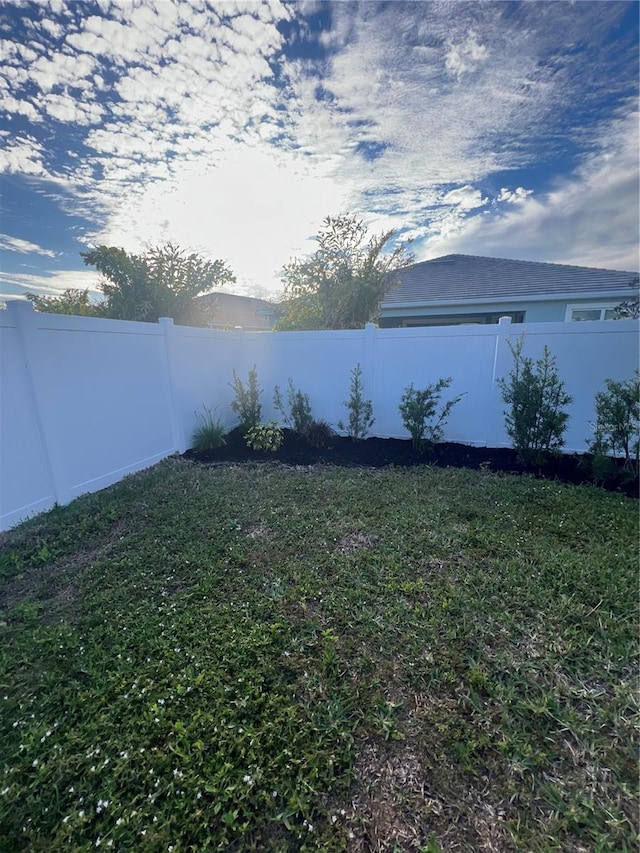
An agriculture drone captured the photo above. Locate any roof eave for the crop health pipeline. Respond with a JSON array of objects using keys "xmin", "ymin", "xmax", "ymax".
[{"xmin": 380, "ymin": 288, "xmax": 633, "ymax": 310}]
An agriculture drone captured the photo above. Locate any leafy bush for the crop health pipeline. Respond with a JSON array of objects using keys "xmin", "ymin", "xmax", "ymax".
[
  {"xmin": 338, "ymin": 363, "xmax": 374, "ymax": 440},
  {"xmin": 587, "ymin": 371, "xmax": 639, "ymax": 480},
  {"xmin": 229, "ymin": 365, "xmax": 262, "ymax": 432},
  {"xmin": 305, "ymin": 419, "xmax": 336, "ymax": 449},
  {"xmin": 273, "ymin": 379, "xmax": 313, "ymax": 434},
  {"xmin": 498, "ymin": 338, "xmax": 573, "ymax": 466},
  {"xmin": 245, "ymin": 422, "xmax": 284, "ymax": 452},
  {"xmin": 398, "ymin": 378, "xmax": 463, "ymax": 453},
  {"xmin": 190, "ymin": 404, "xmax": 227, "ymax": 451}
]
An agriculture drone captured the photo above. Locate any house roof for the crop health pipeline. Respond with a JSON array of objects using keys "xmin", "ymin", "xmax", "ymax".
[
  {"xmin": 191, "ymin": 291, "xmax": 278, "ymax": 330},
  {"xmin": 381, "ymin": 254, "xmax": 638, "ymax": 307}
]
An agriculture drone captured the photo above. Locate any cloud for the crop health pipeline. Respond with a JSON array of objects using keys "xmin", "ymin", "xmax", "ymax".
[
  {"xmin": 0, "ymin": 268, "xmax": 101, "ymax": 302},
  {"xmin": 29, "ymin": 50, "xmax": 97, "ymax": 94},
  {"xmin": 0, "ymin": 234, "xmax": 56, "ymax": 257},
  {"xmin": 292, "ymin": 0, "xmax": 636, "ymax": 189},
  {"xmin": 41, "ymin": 92, "xmax": 104, "ymax": 125},
  {"xmin": 418, "ymin": 111, "xmax": 640, "ymax": 271},
  {"xmin": 444, "ymin": 30, "xmax": 490, "ymax": 79},
  {"xmin": 0, "ymin": 136, "xmax": 47, "ymax": 176},
  {"xmin": 442, "ymin": 186, "xmax": 488, "ymax": 211},
  {"xmin": 496, "ymin": 187, "xmax": 533, "ymax": 204},
  {"xmin": 0, "ymin": 93, "xmax": 41, "ymax": 121}
]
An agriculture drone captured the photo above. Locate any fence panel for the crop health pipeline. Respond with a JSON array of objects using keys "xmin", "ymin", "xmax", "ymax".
[
  {"xmin": 1, "ymin": 308, "xmax": 56, "ymax": 528},
  {"xmin": 1, "ymin": 302, "xmax": 637, "ymax": 531}
]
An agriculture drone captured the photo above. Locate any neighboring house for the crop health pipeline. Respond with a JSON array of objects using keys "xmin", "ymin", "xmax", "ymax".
[
  {"xmin": 378, "ymin": 254, "xmax": 638, "ymax": 327},
  {"xmin": 185, "ymin": 292, "xmax": 280, "ymax": 330}
]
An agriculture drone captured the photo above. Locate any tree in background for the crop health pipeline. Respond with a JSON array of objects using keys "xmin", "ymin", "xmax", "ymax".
[
  {"xmin": 614, "ymin": 275, "xmax": 639, "ymax": 319},
  {"xmin": 26, "ymin": 244, "xmax": 235, "ymax": 324},
  {"xmin": 82, "ymin": 243, "xmax": 236, "ymax": 323},
  {"xmin": 26, "ymin": 288, "xmax": 103, "ymax": 316},
  {"xmin": 276, "ymin": 215, "xmax": 414, "ymax": 330}
]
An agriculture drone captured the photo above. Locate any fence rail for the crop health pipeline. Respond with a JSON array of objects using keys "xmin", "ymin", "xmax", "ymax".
[{"xmin": 2, "ymin": 300, "xmax": 637, "ymax": 530}]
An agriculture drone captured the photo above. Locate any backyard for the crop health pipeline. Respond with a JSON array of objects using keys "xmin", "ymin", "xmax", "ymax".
[{"xmin": 0, "ymin": 458, "xmax": 637, "ymax": 852}]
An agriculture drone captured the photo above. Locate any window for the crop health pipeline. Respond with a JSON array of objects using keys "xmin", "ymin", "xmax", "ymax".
[
  {"xmin": 398, "ymin": 311, "xmax": 525, "ymax": 328},
  {"xmin": 566, "ymin": 304, "xmax": 619, "ymax": 322}
]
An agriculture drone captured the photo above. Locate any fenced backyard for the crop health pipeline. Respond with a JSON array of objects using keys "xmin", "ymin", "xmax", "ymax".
[
  {"xmin": 1, "ymin": 301, "xmax": 638, "ymax": 531},
  {"xmin": 1, "ymin": 304, "xmax": 638, "ymax": 849},
  {"xmin": 0, "ymin": 459, "xmax": 637, "ymax": 851}
]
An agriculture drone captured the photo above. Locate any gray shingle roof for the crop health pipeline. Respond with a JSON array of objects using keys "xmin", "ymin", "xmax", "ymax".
[{"xmin": 381, "ymin": 254, "xmax": 638, "ymax": 306}]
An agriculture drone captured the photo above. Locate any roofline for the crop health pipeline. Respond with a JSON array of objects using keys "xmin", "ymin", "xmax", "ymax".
[
  {"xmin": 403, "ymin": 253, "xmax": 638, "ymax": 277},
  {"xmin": 380, "ymin": 289, "xmax": 633, "ymax": 310}
]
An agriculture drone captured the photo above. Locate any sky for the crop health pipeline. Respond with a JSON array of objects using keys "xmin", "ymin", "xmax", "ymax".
[{"xmin": 0, "ymin": 0, "xmax": 638, "ymax": 304}]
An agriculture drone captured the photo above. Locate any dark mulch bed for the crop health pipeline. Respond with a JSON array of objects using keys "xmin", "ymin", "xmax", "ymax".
[{"xmin": 183, "ymin": 429, "xmax": 639, "ymax": 498}]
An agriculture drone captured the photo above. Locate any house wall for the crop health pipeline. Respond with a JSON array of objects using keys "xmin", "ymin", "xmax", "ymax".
[
  {"xmin": 187, "ymin": 292, "xmax": 278, "ymax": 330},
  {"xmin": 379, "ymin": 296, "xmax": 625, "ymax": 325},
  {"xmin": 2, "ymin": 301, "xmax": 637, "ymax": 531}
]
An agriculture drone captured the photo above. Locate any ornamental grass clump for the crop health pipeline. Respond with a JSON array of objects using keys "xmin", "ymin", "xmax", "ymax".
[
  {"xmin": 398, "ymin": 377, "xmax": 463, "ymax": 453},
  {"xmin": 304, "ymin": 419, "xmax": 336, "ymax": 449},
  {"xmin": 190, "ymin": 405, "xmax": 227, "ymax": 451},
  {"xmin": 498, "ymin": 337, "xmax": 572, "ymax": 466}
]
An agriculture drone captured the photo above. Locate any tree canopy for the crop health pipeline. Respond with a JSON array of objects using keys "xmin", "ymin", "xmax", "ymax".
[
  {"xmin": 81, "ymin": 243, "xmax": 236, "ymax": 323},
  {"xmin": 614, "ymin": 275, "xmax": 639, "ymax": 319},
  {"xmin": 26, "ymin": 244, "xmax": 235, "ymax": 324},
  {"xmin": 26, "ymin": 288, "xmax": 103, "ymax": 317},
  {"xmin": 275, "ymin": 215, "xmax": 414, "ymax": 330}
]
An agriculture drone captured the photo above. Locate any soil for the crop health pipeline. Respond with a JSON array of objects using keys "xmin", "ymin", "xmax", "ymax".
[{"xmin": 184, "ymin": 428, "xmax": 639, "ymax": 499}]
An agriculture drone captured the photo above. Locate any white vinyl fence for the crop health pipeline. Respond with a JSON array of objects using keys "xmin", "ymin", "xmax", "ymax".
[{"xmin": 1, "ymin": 299, "xmax": 638, "ymax": 530}]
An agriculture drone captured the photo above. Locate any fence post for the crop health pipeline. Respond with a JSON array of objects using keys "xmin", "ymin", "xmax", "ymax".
[
  {"xmin": 486, "ymin": 316, "xmax": 513, "ymax": 447},
  {"xmin": 363, "ymin": 323, "xmax": 376, "ymax": 418},
  {"xmin": 158, "ymin": 317, "xmax": 186, "ymax": 453},
  {"xmin": 6, "ymin": 301, "xmax": 72, "ymax": 505}
]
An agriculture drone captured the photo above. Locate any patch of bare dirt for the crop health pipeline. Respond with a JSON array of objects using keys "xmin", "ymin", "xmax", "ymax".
[
  {"xmin": 245, "ymin": 523, "xmax": 276, "ymax": 542},
  {"xmin": 344, "ymin": 737, "xmax": 516, "ymax": 853},
  {"xmin": 338, "ymin": 531, "xmax": 379, "ymax": 554}
]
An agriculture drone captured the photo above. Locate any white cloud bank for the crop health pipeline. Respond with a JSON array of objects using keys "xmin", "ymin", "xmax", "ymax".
[
  {"xmin": 422, "ymin": 110, "xmax": 640, "ymax": 272},
  {"xmin": 0, "ymin": 234, "xmax": 56, "ymax": 257}
]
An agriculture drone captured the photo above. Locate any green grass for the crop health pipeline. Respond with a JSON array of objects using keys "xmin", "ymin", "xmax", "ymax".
[{"xmin": 0, "ymin": 459, "xmax": 637, "ymax": 852}]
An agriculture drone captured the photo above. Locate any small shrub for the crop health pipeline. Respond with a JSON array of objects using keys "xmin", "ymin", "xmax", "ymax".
[
  {"xmin": 498, "ymin": 337, "xmax": 573, "ymax": 466},
  {"xmin": 190, "ymin": 405, "xmax": 227, "ymax": 451},
  {"xmin": 245, "ymin": 422, "xmax": 284, "ymax": 452},
  {"xmin": 588, "ymin": 371, "xmax": 639, "ymax": 480},
  {"xmin": 305, "ymin": 419, "xmax": 335, "ymax": 449},
  {"xmin": 398, "ymin": 378, "xmax": 463, "ymax": 453},
  {"xmin": 229, "ymin": 366, "xmax": 262, "ymax": 432},
  {"xmin": 273, "ymin": 379, "xmax": 313, "ymax": 434},
  {"xmin": 338, "ymin": 363, "xmax": 374, "ymax": 440}
]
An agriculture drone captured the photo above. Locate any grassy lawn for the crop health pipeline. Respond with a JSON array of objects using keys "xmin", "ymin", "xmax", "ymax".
[{"xmin": 0, "ymin": 459, "xmax": 637, "ymax": 852}]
